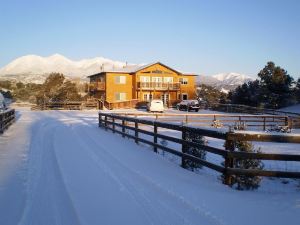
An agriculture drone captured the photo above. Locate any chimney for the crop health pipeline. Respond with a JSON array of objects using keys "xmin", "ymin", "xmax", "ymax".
[
  {"xmin": 123, "ymin": 61, "xmax": 128, "ymax": 68},
  {"xmin": 100, "ymin": 63, "xmax": 104, "ymax": 72}
]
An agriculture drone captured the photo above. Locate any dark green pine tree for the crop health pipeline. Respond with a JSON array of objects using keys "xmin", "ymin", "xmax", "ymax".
[
  {"xmin": 183, "ymin": 131, "xmax": 207, "ymax": 171},
  {"xmin": 258, "ymin": 62, "xmax": 294, "ymax": 108},
  {"xmin": 233, "ymin": 141, "xmax": 264, "ymax": 190}
]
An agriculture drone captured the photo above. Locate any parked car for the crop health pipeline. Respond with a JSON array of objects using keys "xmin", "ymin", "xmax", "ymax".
[
  {"xmin": 147, "ymin": 99, "xmax": 164, "ymax": 113},
  {"xmin": 176, "ymin": 100, "xmax": 200, "ymax": 112}
]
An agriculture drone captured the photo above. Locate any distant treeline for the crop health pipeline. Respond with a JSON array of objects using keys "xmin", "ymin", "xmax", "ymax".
[{"xmin": 195, "ymin": 62, "xmax": 300, "ymax": 109}]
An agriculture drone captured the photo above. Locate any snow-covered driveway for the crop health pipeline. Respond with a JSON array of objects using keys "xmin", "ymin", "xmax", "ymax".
[{"xmin": 0, "ymin": 109, "xmax": 299, "ymax": 225}]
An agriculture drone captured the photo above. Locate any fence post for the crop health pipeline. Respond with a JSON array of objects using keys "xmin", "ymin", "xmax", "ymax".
[
  {"xmin": 112, "ymin": 117, "xmax": 115, "ymax": 133},
  {"xmin": 181, "ymin": 126, "xmax": 187, "ymax": 168},
  {"xmin": 263, "ymin": 117, "xmax": 266, "ymax": 131},
  {"xmin": 154, "ymin": 122, "xmax": 158, "ymax": 153},
  {"xmin": 285, "ymin": 117, "xmax": 289, "ymax": 127},
  {"xmin": 122, "ymin": 119, "xmax": 125, "ymax": 137},
  {"xmin": 185, "ymin": 115, "xmax": 188, "ymax": 124},
  {"xmin": 104, "ymin": 115, "xmax": 108, "ymax": 130},
  {"xmin": 290, "ymin": 118, "xmax": 293, "ymax": 130},
  {"xmin": 135, "ymin": 121, "xmax": 139, "ymax": 144},
  {"xmin": 224, "ymin": 131, "xmax": 235, "ymax": 186},
  {"xmin": 0, "ymin": 114, "xmax": 3, "ymax": 134},
  {"xmin": 98, "ymin": 114, "xmax": 102, "ymax": 127}
]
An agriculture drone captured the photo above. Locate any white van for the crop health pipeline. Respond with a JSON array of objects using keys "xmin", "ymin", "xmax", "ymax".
[{"xmin": 147, "ymin": 99, "xmax": 164, "ymax": 113}]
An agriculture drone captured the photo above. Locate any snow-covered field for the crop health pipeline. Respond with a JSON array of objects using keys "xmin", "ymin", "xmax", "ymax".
[{"xmin": 0, "ymin": 108, "xmax": 299, "ymax": 225}]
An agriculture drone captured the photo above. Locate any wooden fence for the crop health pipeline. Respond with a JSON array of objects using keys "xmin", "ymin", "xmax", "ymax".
[
  {"xmin": 109, "ymin": 112, "xmax": 290, "ymax": 131},
  {"xmin": 210, "ymin": 103, "xmax": 300, "ymax": 128},
  {"xmin": 0, "ymin": 109, "xmax": 15, "ymax": 133},
  {"xmin": 98, "ymin": 112, "xmax": 300, "ymax": 186},
  {"xmin": 103, "ymin": 99, "xmax": 139, "ymax": 110},
  {"xmin": 31, "ymin": 100, "xmax": 99, "ymax": 110}
]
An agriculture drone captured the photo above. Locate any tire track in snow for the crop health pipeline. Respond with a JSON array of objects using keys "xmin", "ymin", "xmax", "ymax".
[
  {"xmin": 66, "ymin": 116, "xmax": 224, "ymax": 225},
  {"xmin": 18, "ymin": 118, "xmax": 82, "ymax": 225}
]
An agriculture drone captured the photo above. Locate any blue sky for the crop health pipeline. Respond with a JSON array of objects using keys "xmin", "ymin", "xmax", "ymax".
[{"xmin": 0, "ymin": 0, "xmax": 299, "ymax": 78}]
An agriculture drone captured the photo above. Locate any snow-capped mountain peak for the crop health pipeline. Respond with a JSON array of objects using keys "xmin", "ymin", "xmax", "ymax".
[
  {"xmin": 211, "ymin": 72, "xmax": 253, "ymax": 86},
  {"xmin": 212, "ymin": 72, "xmax": 252, "ymax": 83},
  {"xmin": 0, "ymin": 54, "xmax": 133, "ymax": 83},
  {"xmin": 197, "ymin": 72, "xmax": 254, "ymax": 92}
]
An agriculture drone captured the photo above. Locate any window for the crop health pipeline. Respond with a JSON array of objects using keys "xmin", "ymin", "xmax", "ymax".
[
  {"xmin": 115, "ymin": 92, "xmax": 126, "ymax": 101},
  {"xmin": 152, "ymin": 77, "xmax": 162, "ymax": 88},
  {"xmin": 163, "ymin": 77, "xmax": 173, "ymax": 83},
  {"xmin": 143, "ymin": 93, "xmax": 152, "ymax": 101},
  {"xmin": 115, "ymin": 76, "xmax": 126, "ymax": 84},
  {"xmin": 152, "ymin": 77, "xmax": 162, "ymax": 82},
  {"xmin": 140, "ymin": 76, "xmax": 150, "ymax": 82},
  {"xmin": 179, "ymin": 78, "xmax": 188, "ymax": 85},
  {"xmin": 179, "ymin": 93, "xmax": 188, "ymax": 100}
]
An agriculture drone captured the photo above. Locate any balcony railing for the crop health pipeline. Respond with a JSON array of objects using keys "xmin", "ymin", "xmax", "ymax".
[
  {"xmin": 138, "ymin": 82, "xmax": 180, "ymax": 90},
  {"xmin": 89, "ymin": 82, "xmax": 105, "ymax": 91}
]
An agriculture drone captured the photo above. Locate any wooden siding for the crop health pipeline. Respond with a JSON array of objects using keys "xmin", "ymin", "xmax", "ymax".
[
  {"xmin": 89, "ymin": 62, "xmax": 197, "ymax": 105},
  {"xmin": 105, "ymin": 73, "xmax": 133, "ymax": 102}
]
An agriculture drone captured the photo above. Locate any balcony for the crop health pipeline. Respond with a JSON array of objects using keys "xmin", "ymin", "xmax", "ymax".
[
  {"xmin": 137, "ymin": 82, "xmax": 180, "ymax": 91},
  {"xmin": 89, "ymin": 82, "xmax": 105, "ymax": 91}
]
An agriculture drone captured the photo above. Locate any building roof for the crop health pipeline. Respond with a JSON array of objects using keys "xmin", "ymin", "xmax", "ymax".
[{"xmin": 87, "ymin": 62, "xmax": 198, "ymax": 78}]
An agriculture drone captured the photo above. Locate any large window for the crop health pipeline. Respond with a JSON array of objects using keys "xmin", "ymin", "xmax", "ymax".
[
  {"xmin": 163, "ymin": 77, "xmax": 173, "ymax": 83},
  {"xmin": 152, "ymin": 77, "xmax": 162, "ymax": 82},
  {"xmin": 115, "ymin": 92, "xmax": 126, "ymax": 101},
  {"xmin": 115, "ymin": 76, "xmax": 126, "ymax": 84},
  {"xmin": 179, "ymin": 78, "xmax": 188, "ymax": 85},
  {"xmin": 140, "ymin": 76, "xmax": 150, "ymax": 82}
]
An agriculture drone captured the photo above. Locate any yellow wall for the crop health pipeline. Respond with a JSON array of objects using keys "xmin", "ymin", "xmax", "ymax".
[
  {"xmin": 134, "ymin": 64, "xmax": 197, "ymax": 101},
  {"xmin": 90, "ymin": 63, "xmax": 197, "ymax": 103},
  {"xmin": 105, "ymin": 73, "xmax": 133, "ymax": 102},
  {"xmin": 179, "ymin": 75, "xmax": 197, "ymax": 100}
]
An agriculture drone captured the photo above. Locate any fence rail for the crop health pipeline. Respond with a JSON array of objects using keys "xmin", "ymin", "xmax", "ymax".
[
  {"xmin": 0, "ymin": 109, "xmax": 15, "ymax": 133},
  {"xmin": 209, "ymin": 103, "xmax": 300, "ymax": 128},
  {"xmin": 99, "ymin": 112, "xmax": 300, "ymax": 186},
  {"xmin": 103, "ymin": 99, "xmax": 139, "ymax": 110},
  {"xmin": 108, "ymin": 112, "xmax": 290, "ymax": 131}
]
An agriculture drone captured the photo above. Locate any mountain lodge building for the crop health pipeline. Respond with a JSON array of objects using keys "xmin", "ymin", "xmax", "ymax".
[{"xmin": 88, "ymin": 62, "xmax": 197, "ymax": 109}]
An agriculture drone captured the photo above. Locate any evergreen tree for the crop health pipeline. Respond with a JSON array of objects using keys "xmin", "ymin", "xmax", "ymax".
[
  {"xmin": 36, "ymin": 73, "xmax": 81, "ymax": 104},
  {"xmin": 258, "ymin": 62, "xmax": 294, "ymax": 108},
  {"xmin": 233, "ymin": 141, "xmax": 264, "ymax": 190},
  {"xmin": 294, "ymin": 78, "xmax": 300, "ymax": 102},
  {"xmin": 183, "ymin": 131, "xmax": 207, "ymax": 171},
  {"xmin": 230, "ymin": 62, "xmax": 295, "ymax": 108},
  {"xmin": 196, "ymin": 84, "xmax": 228, "ymax": 106}
]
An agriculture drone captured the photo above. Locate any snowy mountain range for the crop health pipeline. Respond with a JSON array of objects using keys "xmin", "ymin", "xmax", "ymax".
[
  {"xmin": 0, "ymin": 54, "xmax": 254, "ymax": 89},
  {"xmin": 198, "ymin": 73, "xmax": 254, "ymax": 92},
  {"xmin": 0, "ymin": 54, "xmax": 131, "ymax": 83}
]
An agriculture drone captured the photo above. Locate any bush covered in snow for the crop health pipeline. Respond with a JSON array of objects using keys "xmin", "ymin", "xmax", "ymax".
[
  {"xmin": 183, "ymin": 131, "xmax": 207, "ymax": 171},
  {"xmin": 232, "ymin": 141, "xmax": 264, "ymax": 190}
]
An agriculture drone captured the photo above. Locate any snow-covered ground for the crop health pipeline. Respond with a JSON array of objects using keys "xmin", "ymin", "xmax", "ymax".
[
  {"xmin": 281, "ymin": 103, "xmax": 300, "ymax": 114},
  {"xmin": 0, "ymin": 108, "xmax": 299, "ymax": 225}
]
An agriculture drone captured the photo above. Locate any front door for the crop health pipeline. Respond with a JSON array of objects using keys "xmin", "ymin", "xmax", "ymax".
[{"xmin": 161, "ymin": 94, "xmax": 170, "ymax": 105}]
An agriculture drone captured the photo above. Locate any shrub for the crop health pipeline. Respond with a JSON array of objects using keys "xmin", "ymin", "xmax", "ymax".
[
  {"xmin": 183, "ymin": 131, "xmax": 207, "ymax": 171},
  {"xmin": 232, "ymin": 141, "xmax": 264, "ymax": 190}
]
